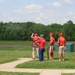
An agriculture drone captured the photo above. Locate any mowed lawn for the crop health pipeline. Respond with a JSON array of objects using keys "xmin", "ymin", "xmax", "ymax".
[
  {"xmin": 0, "ymin": 41, "xmax": 75, "ymax": 69},
  {"xmin": 62, "ymin": 73, "xmax": 75, "ymax": 75},
  {"xmin": 0, "ymin": 72, "xmax": 39, "ymax": 75},
  {"xmin": 0, "ymin": 41, "xmax": 32, "ymax": 64}
]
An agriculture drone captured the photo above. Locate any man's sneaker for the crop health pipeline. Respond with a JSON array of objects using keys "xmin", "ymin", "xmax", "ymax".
[
  {"xmin": 32, "ymin": 58, "xmax": 35, "ymax": 59},
  {"xmin": 59, "ymin": 60, "xmax": 61, "ymax": 61},
  {"xmin": 50, "ymin": 57, "xmax": 52, "ymax": 60},
  {"xmin": 62, "ymin": 59, "xmax": 64, "ymax": 61}
]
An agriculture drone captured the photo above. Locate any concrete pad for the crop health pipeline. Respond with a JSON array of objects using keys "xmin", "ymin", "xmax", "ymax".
[
  {"xmin": 63, "ymin": 69, "xmax": 75, "ymax": 73},
  {"xmin": 0, "ymin": 58, "xmax": 33, "ymax": 69},
  {"xmin": 40, "ymin": 69, "xmax": 62, "ymax": 75},
  {"xmin": 0, "ymin": 68, "xmax": 43, "ymax": 73},
  {"xmin": 0, "ymin": 58, "xmax": 75, "ymax": 75}
]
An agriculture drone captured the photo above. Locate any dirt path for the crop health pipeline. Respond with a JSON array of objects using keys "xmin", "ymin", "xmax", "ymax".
[{"xmin": 0, "ymin": 58, "xmax": 75, "ymax": 75}]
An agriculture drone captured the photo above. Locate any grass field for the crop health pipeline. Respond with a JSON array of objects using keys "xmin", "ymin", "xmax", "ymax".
[
  {"xmin": 0, "ymin": 41, "xmax": 32, "ymax": 64},
  {"xmin": 0, "ymin": 41, "xmax": 75, "ymax": 69},
  {"xmin": 0, "ymin": 72, "xmax": 39, "ymax": 75},
  {"xmin": 16, "ymin": 52, "xmax": 75, "ymax": 69},
  {"xmin": 0, "ymin": 41, "xmax": 75, "ymax": 75},
  {"xmin": 62, "ymin": 73, "xmax": 75, "ymax": 75}
]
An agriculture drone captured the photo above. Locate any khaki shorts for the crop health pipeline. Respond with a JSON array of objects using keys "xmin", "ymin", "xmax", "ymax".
[{"xmin": 59, "ymin": 46, "xmax": 66, "ymax": 55}]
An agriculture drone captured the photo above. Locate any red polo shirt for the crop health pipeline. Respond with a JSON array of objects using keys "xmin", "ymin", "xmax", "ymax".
[
  {"xmin": 50, "ymin": 36, "xmax": 55, "ymax": 45},
  {"xmin": 58, "ymin": 36, "xmax": 66, "ymax": 46},
  {"xmin": 36, "ymin": 37, "xmax": 46, "ymax": 48}
]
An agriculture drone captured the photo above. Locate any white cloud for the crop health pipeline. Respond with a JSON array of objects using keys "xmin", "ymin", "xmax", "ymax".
[
  {"xmin": 25, "ymin": 4, "xmax": 43, "ymax": 10},
  {"xmin": 14, "ymin": 4, "xmax": 43, "ymax": 14},
  {"xmin": 67, "ymin": 11, "xmax": 74, "ymax": 16},
  {"xmin": 64, "ymin": 0, "xmax": 73, "ymax": 4},
  {"xmin": 60, "ymin": 0, "xmax": 73, "ymax": 4},
  {"xmin": 0, "ymin": 1, "xmax": 74, "ymax": 24},
  {"xmin": 35, "ymin": 13, "xmax": 51, "ymax": 24},
  {"xmin": 52, "ymin": 2, "xmax": 62, "ymax": 8},
  {"xmin": 73, "ymin": 16, "xmax": 75, "ymax": 19},
  {"xmin": 62, "ymin": 17, "xmax": 73, "ymax": 23},
  {"xmin": 0, "ymin": 0, "xmax": 4, "ymax": 3},
  {"xmin": 64, "ymin": 17, "xmax": 69, "ymax": 21},
  {"xmin": 8, "ymin": 17, "xmax": 17, "ymax": 21}
]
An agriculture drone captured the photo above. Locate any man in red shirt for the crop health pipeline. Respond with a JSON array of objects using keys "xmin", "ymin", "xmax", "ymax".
[
  {"xmin": 57, "ymin": 32, "xmax": 66, "ymax": 61},
  {"xmin": 31, "ymin": 33, "xmax": 39, "ymax": 59},
  {"xmin": 49, "ymin": 32, "xmax": 55, "ymax": 60},
  {"xmin": 36, "ymin": 34, "xmax": 46, "ymax": 61}
]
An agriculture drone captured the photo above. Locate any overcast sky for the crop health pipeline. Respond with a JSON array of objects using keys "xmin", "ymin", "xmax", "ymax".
[{"xmin": 0, "ymin": 0, "xmax": 75, "ymax": 25}]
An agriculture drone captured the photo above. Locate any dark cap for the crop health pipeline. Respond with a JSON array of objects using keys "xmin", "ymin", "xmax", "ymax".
[{"xmin": 40, "ymin": 34, "xmax": 44, "ymax": 37}]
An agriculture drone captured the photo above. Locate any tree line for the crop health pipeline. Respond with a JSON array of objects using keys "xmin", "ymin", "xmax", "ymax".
[{"xmin": 0, "ymin": 20, "xmax": 75, "ymax": 41}]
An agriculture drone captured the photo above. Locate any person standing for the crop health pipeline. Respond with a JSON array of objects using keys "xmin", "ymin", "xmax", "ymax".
[
  {"xmin": 57, "ymin": 32, "xmax": 66, "ymax": 61},
  {"xmin": 49, "ymin": 32, "xmax": 55, "ymax": 60},
  {"xmin": 31, "ymin": 33, "xmax": 39, "ymax": 59},
  {"xmin": 36, "ymin": 34, "xmax": 46, "ymax": 61}
]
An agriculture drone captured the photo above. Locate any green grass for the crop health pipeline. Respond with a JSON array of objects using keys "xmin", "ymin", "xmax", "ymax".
[
  {"xmin": 0, "ymin": 41, "xmax": 32, "ymax": 51},
  {"xmin": 0, "ymin": 41, "xmax": 39, "ymax": 75},
  {"xmin": 0, "ymin": 41, "xmax": 75, "ymax": 69},
  {"xmin": 0, "ymin": 41, "xmax": 32, "ymax": 45},
  {"xmin": 0, "ymin": 50, "xmax": 31, "ymax": 64},
  {"xmin": 62, "ymin": 73, "xmax": 75, "ymax": 75},
  {"xmin": 0, "ymin": 41, "xmax": 32, "ymax": 64},
  {"xmin": 0, "ymin": 72, "xmax": 39, "ymax": 75},
  {"xmin": 16, "ymin": 52, "xmax": 75, "ymax": 69}
]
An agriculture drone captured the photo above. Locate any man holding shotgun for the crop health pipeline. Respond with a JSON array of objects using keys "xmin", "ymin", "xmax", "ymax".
[{"xmin": 31, "ymin": 33, "xmax": 39, "ymax": 59}]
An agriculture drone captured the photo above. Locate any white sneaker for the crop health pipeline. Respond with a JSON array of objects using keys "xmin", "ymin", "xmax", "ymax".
[
  {"xmin": 50, "ymin": 57, "xmax": 52, "ymax": 60},
  {"xmin": 62, "ymin": 59, "xmax": 64, "ymax": 61},
  {"xmin": 59, "ymin": 60, "xmax": 61, "ymax": 61}
]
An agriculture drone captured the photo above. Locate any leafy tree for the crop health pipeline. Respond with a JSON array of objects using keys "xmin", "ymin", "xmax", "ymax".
[
  {"xmin": 0, "ymin": 20, "xmax": 75, "ymax": 41},
  {"xmin": 63, "ymin": 20, "xmax": 75, "ymax": 41}
]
